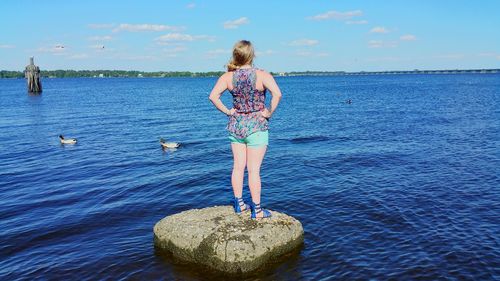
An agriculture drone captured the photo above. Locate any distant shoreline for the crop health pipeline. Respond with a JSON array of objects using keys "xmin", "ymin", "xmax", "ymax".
[{"xmin": 0, "ymin": 68, "xmax": 498, "ymax": 79}]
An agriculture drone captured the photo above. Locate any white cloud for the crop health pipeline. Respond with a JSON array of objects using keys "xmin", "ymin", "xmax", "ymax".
[
  {"xmin": 88, "ymin": 23, "xmax": 184, "ymax": 33},
  {"xmin": 433, "ymin": 54, "xmax": 465, "ymax": 59},
  {"xmin": 346, "ymin": 20, "xmax": 368, "ymax": 25},
  {"xmin": 368, "ymin": 40, "xmax": 397, "ymax": 48},
  {"xmin": 88, "ymin": 23, "xmax": 115, "ymax": 29},
  {"xmin": 164, "ymin": 46, "xmax": 187, "ymax": 52},
  {"xmin": 295, "ymin": 51, "xmax": 330, "ymax": 57},
  {"xmin": 113, "ymin": 23, "xmax": 183, "ymax": 32},
  {"xmin": 186, "ymin": 3, "xmax": 196, "ymax": 9},
  {"xmin": 155, "ymin": 33, "xmax": 215, "ymax": 44},
  {"xmin": 370, "ymin": 27, "xmax": 389, "ymax": 34},
  {"xmin": 157, "ymin": 33, "xmax": 194, "ymax": 42},
  {"xmin": 368, "ymin": 40, "xmax": 382, "ymax": 48},
  {"xmin": 207, "ymin": 49, "xmax": 231, "ymax": 55},
  {"xmin": 88, "ymin": 35, "xmax": 113, "ymax": 41},
  {"xmin": 256, "ymin": 49, "xmax": 275, "ymax": 56},
  {"xmin": 223, "ymin": 17, "xmax": 249, "ymax": 29},
  {"xmin": 69, "ymin": 53, "xmax": 90, "ymax": 59},
  {"xmin": 400, "ymin": 34, "xmax": 417, "ymax": 41},
  {"xmin": 478, "ymin": 53, "xmax": 500, "ymax": 60},
  {"xmin": 89, "ymin": 44, "xmax": 106, "ymax": 50},
  {"xmin": 308, "ymin": 10, "xmax": 363, "ymax": 21},
  {"xmin": 36, "ymin": 44, "xmax": 68, "ymax": 54},
  {"xmin": 194, "ymin": 35, "xmax": 216, "ymax": 42},
  {"xmin": 205, "ymin": 48, "xmax": 231, "ymax": 59},
  {"xmin": 122, "ymin": 55, "xmax": 156, "ymax": 60},
  {"xmin": 365, "ymin": 56, "xmax": 405, "ymax": 62},
  {"xmin": 478, "ymin": 52, "xmax": 496, "ymax": 57},
  {"xmin": 289, "ymin": 39, "xmax": 319, "ymax": 46},
  {"xmin": 163, "ymin": 46, "xmax": 187, "ymax": 57},
  {"xmin": 0, "ymin": 44, "xmax": 15, "ymax": 49}
]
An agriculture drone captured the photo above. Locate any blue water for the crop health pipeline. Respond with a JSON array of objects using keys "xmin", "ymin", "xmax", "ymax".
[{"xmin": 0, "ymin": 74, "xmax": 499, "ymax": 280}]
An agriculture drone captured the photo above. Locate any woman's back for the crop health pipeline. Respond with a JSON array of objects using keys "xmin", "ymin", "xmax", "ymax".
[
  {"xmin": 208, "ymin": 39, "xmax": 282, "ymax": 220},
  {"xmin": 229, "ymin": 68, "xmax": 266, "ymax": 114}
]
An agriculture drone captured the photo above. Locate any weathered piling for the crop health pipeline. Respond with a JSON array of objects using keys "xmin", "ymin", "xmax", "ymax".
[{"xmin": 25, "ymin": 57, "xmax": 42, "ymax": 93}]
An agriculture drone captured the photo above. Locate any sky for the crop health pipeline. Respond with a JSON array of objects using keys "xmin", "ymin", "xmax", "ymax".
[{"xmin": 1, "ymin": 0, "xmax": 499, "ymax": 72}]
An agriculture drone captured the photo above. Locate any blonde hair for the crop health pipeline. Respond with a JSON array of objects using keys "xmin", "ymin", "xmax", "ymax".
[{"xmin": 227, "ymin": 40, "xmax": 255, "ymax": 71}]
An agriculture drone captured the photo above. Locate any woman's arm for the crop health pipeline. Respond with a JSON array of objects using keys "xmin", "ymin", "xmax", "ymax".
[
  {"xmin": 209, "ymin": 73, "xmax": 235, "ymax": 116},
  {"xmin": 261, "ymin": 72, "xmax": 282, "ymax": 118}
]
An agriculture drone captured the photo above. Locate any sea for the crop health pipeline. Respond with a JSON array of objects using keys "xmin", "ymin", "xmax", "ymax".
[{"xmin": 0, "ymin": 74, "xmax": 499, "ymax": 280}]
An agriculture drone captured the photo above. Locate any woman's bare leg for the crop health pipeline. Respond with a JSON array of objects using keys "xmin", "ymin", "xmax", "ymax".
[
  {"xmin": 247, "ymin": 145, "xmax": 267, "ymax": 217},
  {"xmin": 231, "ymin": 143, "xmax": 247, "ymax": 198}
]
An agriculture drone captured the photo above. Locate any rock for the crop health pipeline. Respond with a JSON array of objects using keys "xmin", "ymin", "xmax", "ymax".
[{"xmin": 153, "ymin": 206, "xmax": 304, "ymax": 274}]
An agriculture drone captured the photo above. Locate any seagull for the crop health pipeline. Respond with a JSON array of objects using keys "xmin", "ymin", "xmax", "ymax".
[
  {"xmin": 160, "ymin": 138, "xmax": 180, "ymax": 149},
  {"xmin": 59, "ymin": 135, "xmax": 77, "ymax": 144}
]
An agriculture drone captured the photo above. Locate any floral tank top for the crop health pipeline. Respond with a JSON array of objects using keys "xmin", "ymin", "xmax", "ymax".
[{"xmin": 227, "ymin": 68, "xmax": 269, "ymax": 139}]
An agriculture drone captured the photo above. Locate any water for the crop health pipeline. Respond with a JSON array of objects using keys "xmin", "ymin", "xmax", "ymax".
[{"xmin": 0, "ymin": 74, "xmax": 499, "ymax": 280}]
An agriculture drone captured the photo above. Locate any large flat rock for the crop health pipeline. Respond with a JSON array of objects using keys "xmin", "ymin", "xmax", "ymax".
[{"xmin": 153, "ymin": 206, "xmax": 304, "ymax": 274}]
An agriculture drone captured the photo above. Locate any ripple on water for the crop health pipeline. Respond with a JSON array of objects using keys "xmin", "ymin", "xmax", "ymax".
[{"xmin": 0, "ymin": 75, "xmax": 499, "ymax": 280}]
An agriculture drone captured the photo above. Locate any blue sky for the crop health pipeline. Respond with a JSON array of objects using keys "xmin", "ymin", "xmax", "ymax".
[{"xmin": 1, "ymin": 0, "xmax": 499, "ymax": 72}]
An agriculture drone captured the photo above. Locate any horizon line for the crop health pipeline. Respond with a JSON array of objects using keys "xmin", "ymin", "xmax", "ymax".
[{"xmin": 2, "ymin": 68, "xmax": 500, "ymax": 73}]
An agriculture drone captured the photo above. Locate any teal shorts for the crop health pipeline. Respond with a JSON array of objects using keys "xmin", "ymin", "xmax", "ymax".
[{"xmin": 229, "ymin": 130, "xmax": 269, "ymax": 147}]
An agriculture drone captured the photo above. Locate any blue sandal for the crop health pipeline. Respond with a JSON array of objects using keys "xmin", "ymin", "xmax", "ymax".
[
  {"xmin": 232, "ymin": 197, "xmax": 250, "ymax": 214},
  {"xmin": 250, "ymin": 202, "xmax": 272, "ymax": 219}
]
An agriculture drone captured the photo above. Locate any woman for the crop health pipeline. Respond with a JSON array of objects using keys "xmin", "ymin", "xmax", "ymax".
[{"xmin": 209, "ymin": 40, "xmax": 282, "ymax": 219}]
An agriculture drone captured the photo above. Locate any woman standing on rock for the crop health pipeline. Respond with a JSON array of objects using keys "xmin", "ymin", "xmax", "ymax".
[{"xmin": 209, "ymin": 40, "xmax": 282, "ymax": 219}]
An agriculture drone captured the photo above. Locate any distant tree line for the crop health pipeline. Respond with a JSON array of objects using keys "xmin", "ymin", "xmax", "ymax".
[
  {"xmin": 280, "ymin": 69, "xmax": 499, "ymax": 76},
  {"xmin": 0, "ymin": 71, "xmax": 23, "ymax": 78},
  {"xmin": 1, "ymin": 68, "xmax": 499, "ymax": 79},
  {"xmin": 0, "ymin": 70, "xmax": 225, "ymax": 78}
]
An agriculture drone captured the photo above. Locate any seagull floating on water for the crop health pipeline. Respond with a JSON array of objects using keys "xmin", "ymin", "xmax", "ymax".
[
  {"xmin": 59, "ymin": 135, "xmax": 77, "ymax": 144},
  {"xmin": 160, "ymin": 138, "xmax": 180, "ymax": 149}
]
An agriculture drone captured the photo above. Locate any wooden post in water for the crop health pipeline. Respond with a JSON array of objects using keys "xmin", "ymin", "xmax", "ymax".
[{"xmin": 25, "ymin": 57, "xmax": 42, "ymax": 93}]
